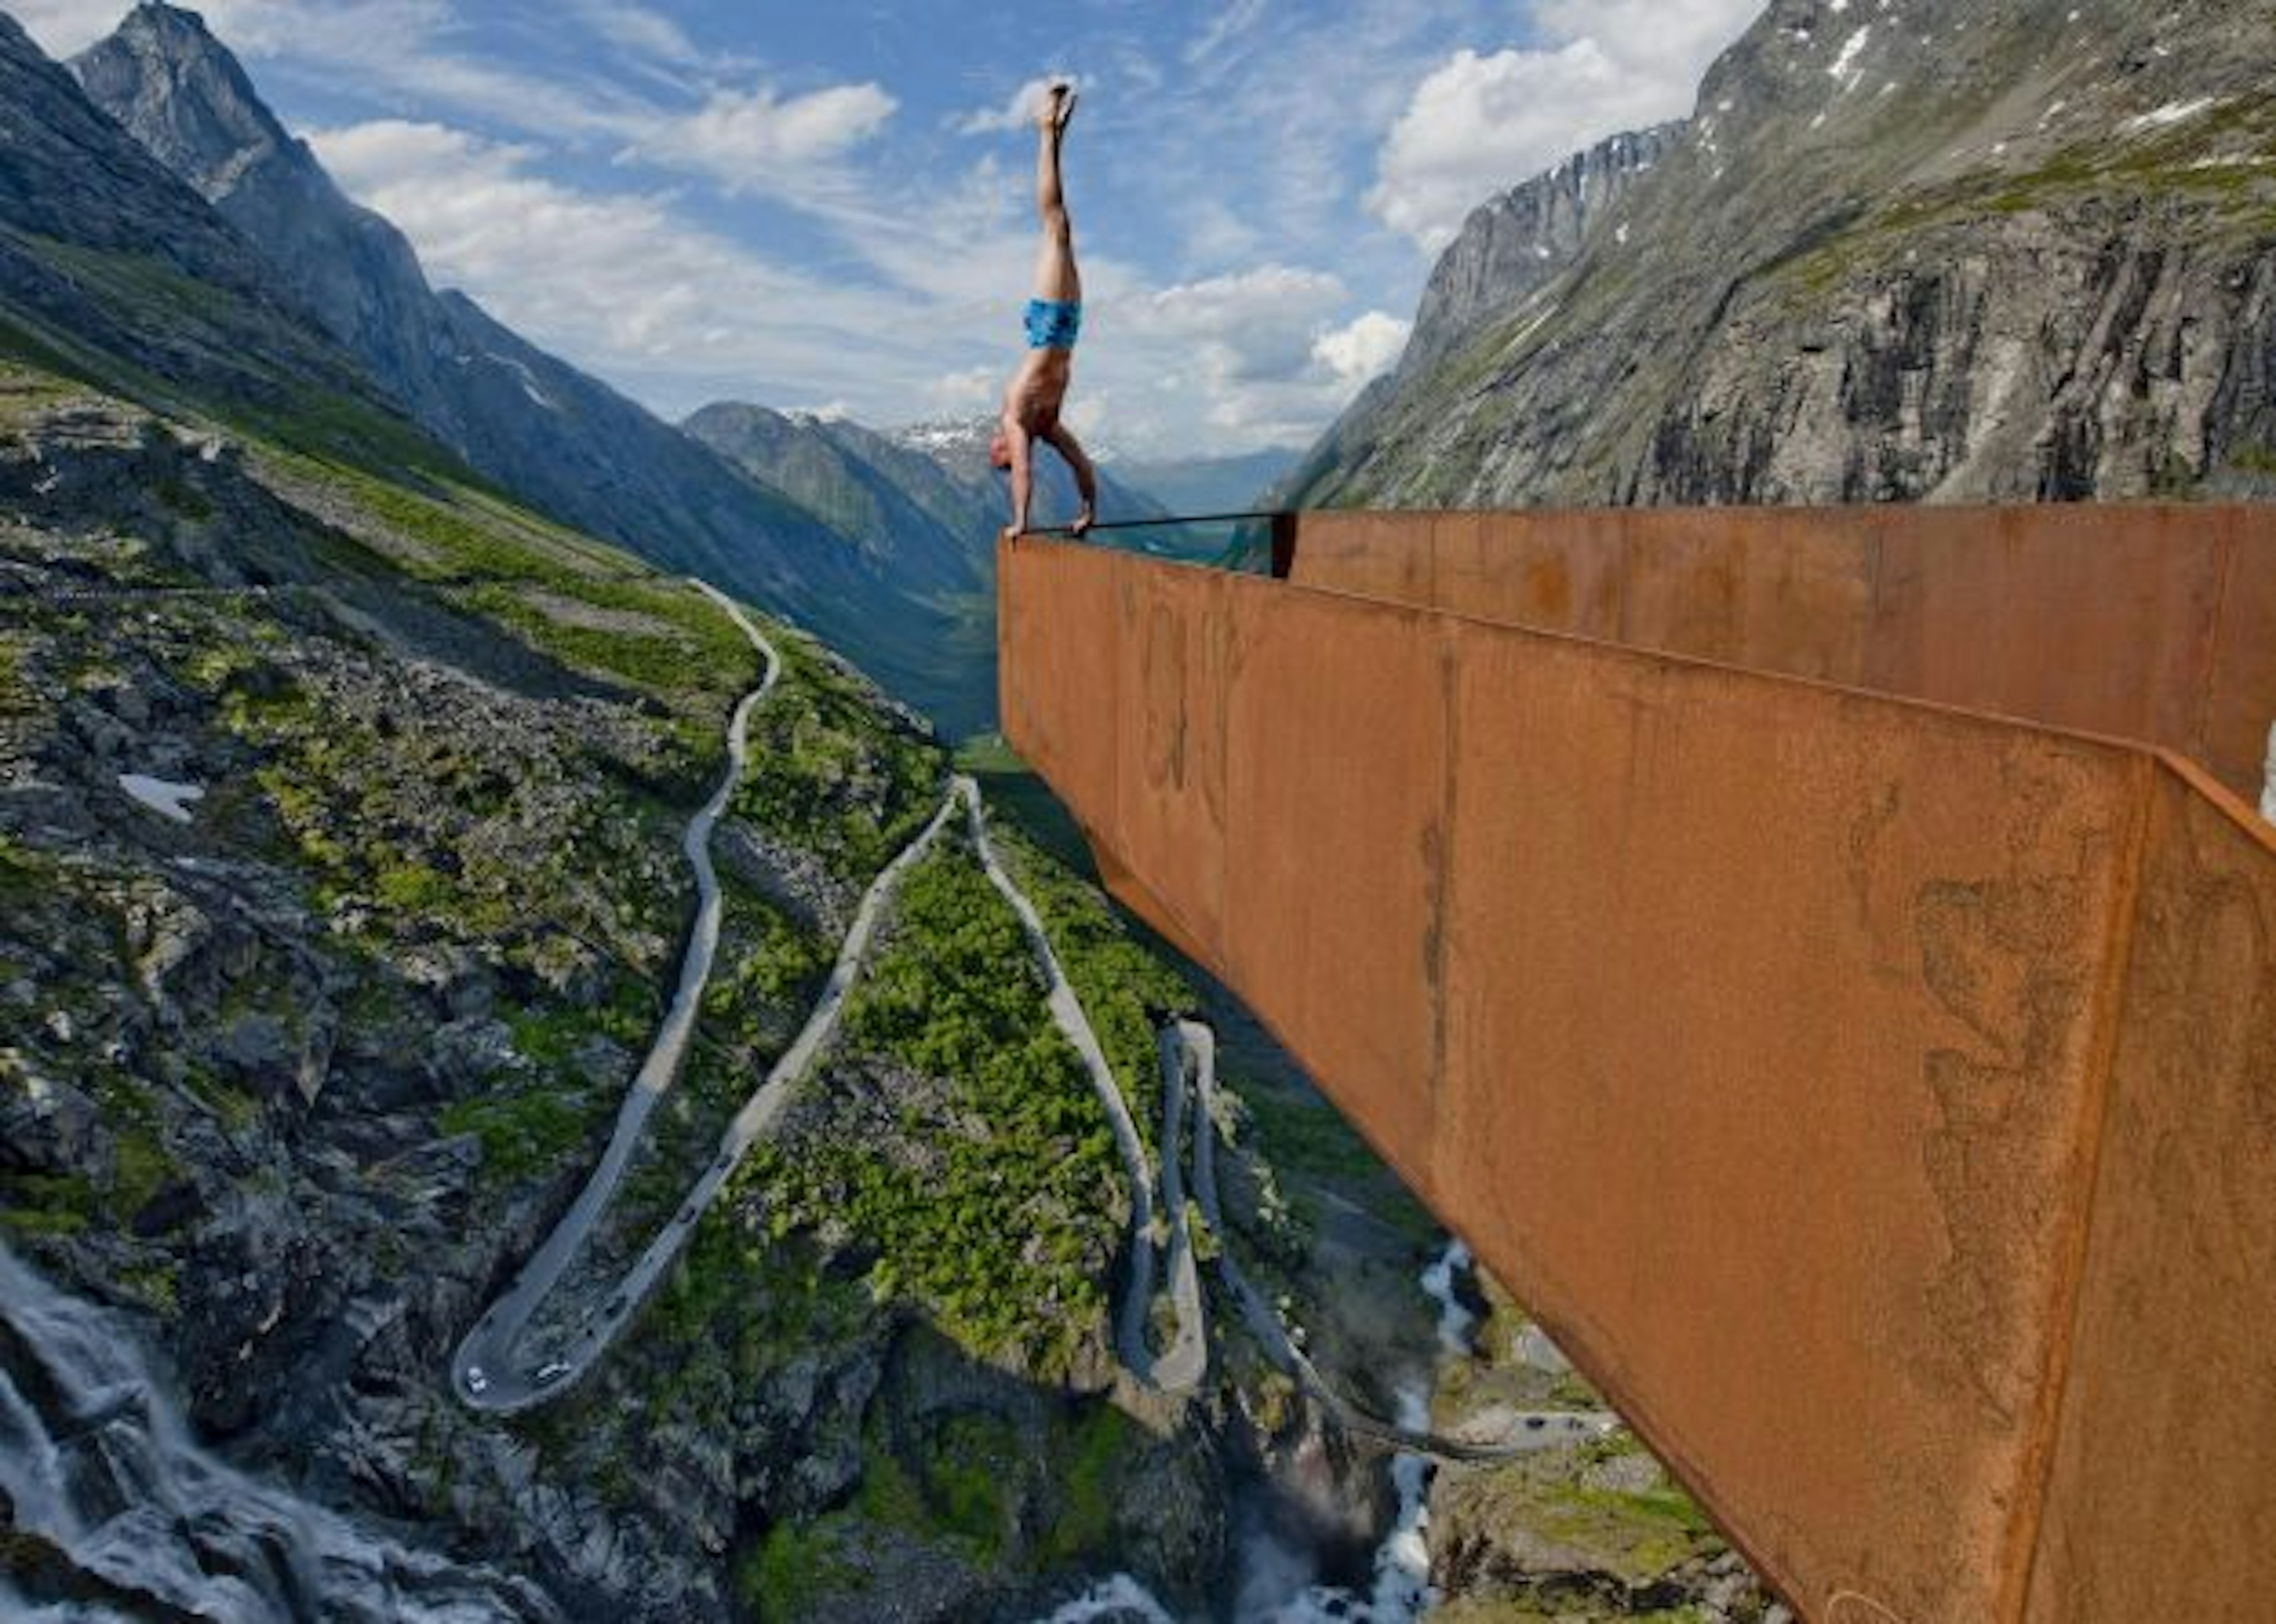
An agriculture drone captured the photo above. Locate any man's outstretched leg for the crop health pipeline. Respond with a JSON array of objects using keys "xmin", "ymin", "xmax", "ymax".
[{"xmin": 1032, "ymin": 82, "xmax": 1080, "ymax": 305}]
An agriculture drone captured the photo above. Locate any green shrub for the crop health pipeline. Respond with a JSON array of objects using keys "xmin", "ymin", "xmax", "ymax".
[
  {"xmin": 747, "ymin": 838, "xmax": 1121, "ymax": 1373},
  {"xmin": 734, "ymin": 637, "xmax": 942, "ymax": 881}
]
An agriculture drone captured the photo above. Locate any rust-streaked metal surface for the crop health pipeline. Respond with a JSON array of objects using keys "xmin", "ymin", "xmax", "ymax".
[
  {"xmin": 2021, "ymin": 757, "xmax": 2276, "ymax": 1622},
  {"xmin": 1284, "ymin": 506, "xmax": 2276, "ymax": 803},
  {"xmin": 998, "ymin": 519, "xmax": 2276, "ymax": 1624}
]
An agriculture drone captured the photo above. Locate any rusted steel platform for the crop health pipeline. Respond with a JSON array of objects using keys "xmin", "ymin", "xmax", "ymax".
[{"xmin": 996, "ymin": 507, "xmax": 2276, "ymax": 1624}]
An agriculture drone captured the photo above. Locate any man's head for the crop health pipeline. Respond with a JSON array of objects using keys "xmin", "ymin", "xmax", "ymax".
[{"xmin": 989, "ymin": 430, "xmax": 1012, "ymax": 471}]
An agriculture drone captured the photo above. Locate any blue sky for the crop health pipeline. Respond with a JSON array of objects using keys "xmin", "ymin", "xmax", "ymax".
[{"xmin": 18, "ymin": 1, "xmax": 1762, "ymax": 458}]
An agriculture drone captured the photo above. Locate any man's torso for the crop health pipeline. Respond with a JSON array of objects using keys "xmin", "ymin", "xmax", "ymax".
[{"xmin": 1006, "ymin": 348, "xmax": 1072, "ymax": 433}]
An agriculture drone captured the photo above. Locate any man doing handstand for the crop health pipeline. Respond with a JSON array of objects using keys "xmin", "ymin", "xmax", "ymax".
[{"xmin": 991, "ymin": 81, "xmax": 1097, "ymax": 538}]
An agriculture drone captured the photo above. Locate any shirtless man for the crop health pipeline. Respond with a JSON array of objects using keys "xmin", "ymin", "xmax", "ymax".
[{"xmin": 991, "ymin": 82, "xmax": 1098, "ymax": 538}]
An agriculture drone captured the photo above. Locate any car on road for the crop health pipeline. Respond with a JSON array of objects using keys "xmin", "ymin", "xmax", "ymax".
[
  {"xmin": 533, "ymin": 1361, "xmax": 570, "ymax": 1388},
  {"xmin": 677, "ymin": 1205, "xmax": 698, "ymax": 1224},
  {"xmin": 464, "ymin": 1366, "xmax": 488, "ymax": 1396}
]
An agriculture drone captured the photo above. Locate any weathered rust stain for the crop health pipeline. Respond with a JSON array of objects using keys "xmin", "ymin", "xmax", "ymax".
[{"xmin": 1144, "ymin": 598, "xmax": 1187, "ymax": 792}]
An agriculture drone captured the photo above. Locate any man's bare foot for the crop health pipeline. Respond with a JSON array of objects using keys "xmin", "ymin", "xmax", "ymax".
[{"xmin": 1040, "ymin": 81, "xmax": 1077, "ymax": 133}]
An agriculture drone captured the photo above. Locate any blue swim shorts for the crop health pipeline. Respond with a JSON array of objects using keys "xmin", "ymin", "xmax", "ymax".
[{"xmin": 1024, "ymin": 297, "xmax": 1082, "ymax": 350}]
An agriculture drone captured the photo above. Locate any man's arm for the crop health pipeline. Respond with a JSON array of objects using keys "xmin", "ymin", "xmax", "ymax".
[
  {"xmin": 1002, "ymin": 415, "xmax": 1034, "ymax": 536},
  {"xmin": 1043, "ymin": 421, "xmax": 1098, "ymax": 536}
]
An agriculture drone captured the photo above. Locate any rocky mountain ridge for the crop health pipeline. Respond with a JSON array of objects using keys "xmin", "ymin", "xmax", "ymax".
[
  {"xmin": 1296, "ymin": 0, "xmax": 2276, "ymax": 508},
  {"xmin": 1404, "ymin": 122, "xmax": 1683, "ymax": 380},
  {"xmin": 0, "ymin": 11, "xmax": 391, "ymax": 425},
  {"xmin": 68, "ymin": 2, "xmax": 1003, "ymax": 733}
]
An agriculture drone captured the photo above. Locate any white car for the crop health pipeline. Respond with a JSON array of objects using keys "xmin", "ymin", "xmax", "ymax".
[
  {"xmin": 533, "ymin": 1361, "xmax": 570, "ymax": 1387},
  {"xmin": 464, "ymin": 1366, "xmax": 488, "ymax": 1396}
]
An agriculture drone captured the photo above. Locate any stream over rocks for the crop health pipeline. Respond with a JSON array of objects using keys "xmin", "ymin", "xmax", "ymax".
[
  {"xmin": 0, "ymin": 1243, "xmax": 555, "ymax": 1623},
  {"xmin": 1035, "ymin": 1239, "xmax": 1484, "ymax": 1624}
]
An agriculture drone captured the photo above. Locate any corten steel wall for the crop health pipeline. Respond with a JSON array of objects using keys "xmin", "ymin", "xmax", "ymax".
[
  {"xmin": 997, "ymin": 532, "xmax": 2276, "ymax": 1624},
  {"xmin": 1283, "ymin": 506, "xmax": 2276, "ymax": 805}
]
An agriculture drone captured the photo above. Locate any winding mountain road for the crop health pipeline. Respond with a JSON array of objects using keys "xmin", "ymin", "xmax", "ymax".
[
  {"xmin": 451, "ymin": 584, "xmax": 1589, "ymax": 1433},
  {"xmin": 449, "ymin": 577, "xmax": 1201, "ymax": 1411},
  {"xmin": 452, "ymin": 580, "xmax": 778, "ymax": 1412},
  {"xmin": 966, "ymin": 787, "xmax": 1206, "ymax": 1394}
]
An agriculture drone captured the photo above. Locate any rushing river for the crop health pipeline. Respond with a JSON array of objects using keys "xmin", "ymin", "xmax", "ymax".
[
  {"xmin": 0, "ymin": 1243, "xmax": 554, "ymax": 1623},
  {"xmin": 1038, "ymin": 1239, "xmax": 1478, "ymax": 1624}
]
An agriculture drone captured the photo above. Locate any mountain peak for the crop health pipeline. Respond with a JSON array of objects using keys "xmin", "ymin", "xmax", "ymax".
[
  {"xmin": 75, "ymin": 1, "xmax": 296, "ymax": 204},
  {"xmin": 122, "ymin": 1, "xmax": 216, "ymax": 41}
]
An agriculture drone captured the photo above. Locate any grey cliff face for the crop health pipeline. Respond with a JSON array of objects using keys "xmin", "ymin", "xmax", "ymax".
[
  {"xmin": 0, "ymin": 9, "xmax": 255, "ymax": 288},
  {"xmin": 0, "ymin": 9, "xmax": 378, "ymax": 413},
  {"xmin": 72, "ymin": 4, "xmax": 296, "ymax": 203},
  {"xmin": 1300, "ymin": 0, "xmax": 2276, "ymax": 509},
  {"xmin": 1405, "ymin": 122, "xmax": 1683, "ymax": 378},
  {"xmin": 75, "ymin": 3, "xmax": 455, "ymax": 424}
]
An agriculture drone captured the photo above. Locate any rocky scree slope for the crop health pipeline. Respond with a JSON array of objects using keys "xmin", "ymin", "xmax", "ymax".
[{"xmin": 1297, "ymin": 0, "xmax": 2276, "ymax": 508}]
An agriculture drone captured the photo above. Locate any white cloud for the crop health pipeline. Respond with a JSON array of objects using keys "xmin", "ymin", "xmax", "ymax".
[
  {"xmin": 1369, "ymin": 0, "xmax": 1762, "ymax": 251},
  {"xmin": 1531, "ymin": 0, "xmax": 1764, "ymax": 90},
  {"xmin": 1313, "ymin": 309, "xmax": 1411, "ymax": 386},
  {"xmin": 1130, "ymin": 266, "xmax": 1345, "ymax": 341},
  {"xmin": 1098, "ymin": 268, "xmax": 1402, "ymax": 453},
  {"xmin": 311, "ymin": 120, "xmax": 898, "ymax": 389},
  {"xmin": 923, "ymin": 366, "xmax": 1000, "ymax": 415},
  {"xmin": 1186, "ymin": 0, "xmax": 1271, "ymax": 68},
  {"xmin": 624, "ymin": 82, "xmax": 898, "ymax": 191},
  {"xmin": 571, "ymin": 1, "xmax": 701, "ymax": 68}
]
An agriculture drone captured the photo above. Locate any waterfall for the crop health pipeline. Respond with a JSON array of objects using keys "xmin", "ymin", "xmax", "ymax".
[
  {"xmin": 1035, "ymin": 1237, "xmax": 1479, "ymax": 1623},
  {"xmin": 0, "ymin": 1243, "xmax": 557, "ymax": 1623}
]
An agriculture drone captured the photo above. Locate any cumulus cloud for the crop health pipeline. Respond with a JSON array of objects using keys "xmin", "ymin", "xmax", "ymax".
[
  {"xmin": 923, "ymin": 366, "xmax": 1001, "ymax": 415},
  {"xmin": 625, "ymin": 82, "xmax": 898, "ymax": 191},
  {"xmin": 1313, "ymin": 310, "xmax": 1412, "ymax": 386},
  {"xmin": 1370, "ymin": 0, "xmax": 1761, "ymax": 251},
  {"xmin": 311, "ymin": 120, "xmax": 895, "ymax": 391},
  {"xmin": 1131, "ymin": 266, "xmax": 1345, "ymax": 340},
  {"xmin": 1097, "ymin": 268, "xmax": 1405, "ymax": 452}
]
